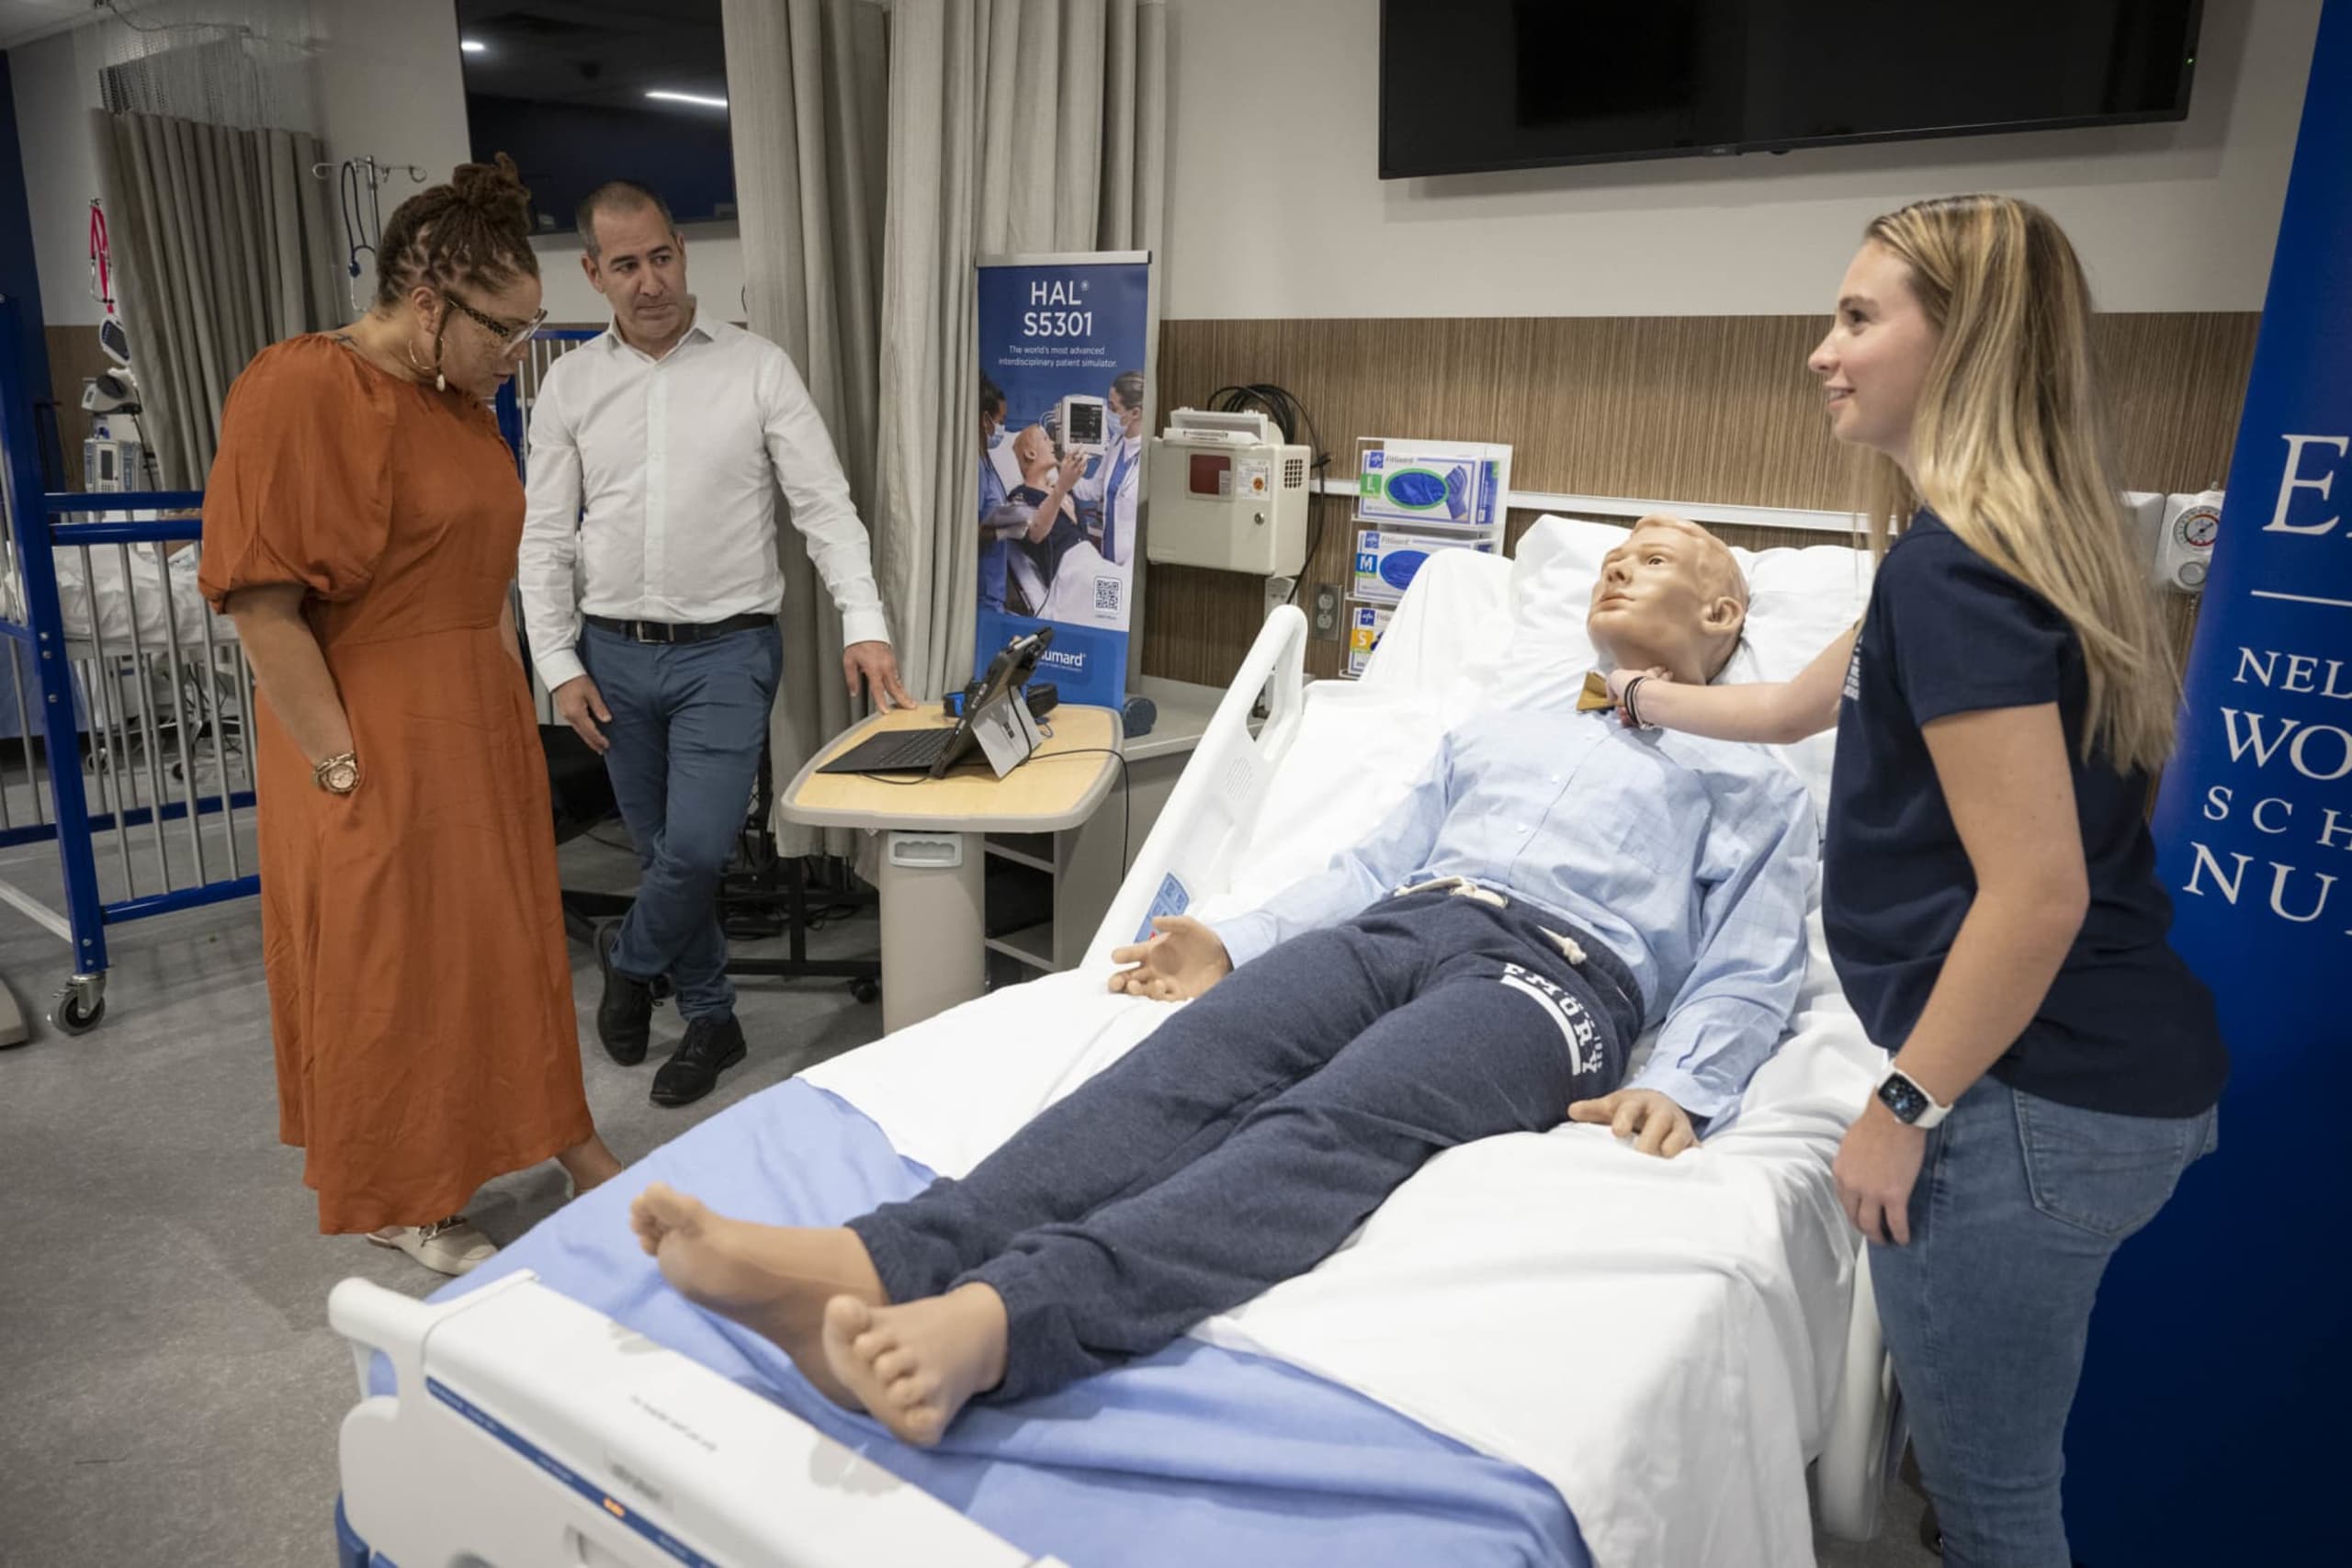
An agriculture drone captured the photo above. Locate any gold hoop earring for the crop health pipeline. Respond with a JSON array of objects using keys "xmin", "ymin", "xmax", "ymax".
[{"xmin": 401, "ymin": 337, "xmax": 447, "ymax": 391}]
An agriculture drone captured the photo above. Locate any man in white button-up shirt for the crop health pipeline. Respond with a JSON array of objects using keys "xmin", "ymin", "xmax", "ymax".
[{"xmin": 518, "ymin": 181, "xmax": 911, "ymax": 1108}]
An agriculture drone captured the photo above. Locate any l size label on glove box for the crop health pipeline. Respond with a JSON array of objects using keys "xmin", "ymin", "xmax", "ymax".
[{"xmin": 1355, "ymin": 437, "xmax": 1510, "ymax": 530}]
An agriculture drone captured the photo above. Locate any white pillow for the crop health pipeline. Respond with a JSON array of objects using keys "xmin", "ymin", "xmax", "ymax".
[{"xmin": 1216, "ymin": 515, "xmax": 1872, "ymax": 908}]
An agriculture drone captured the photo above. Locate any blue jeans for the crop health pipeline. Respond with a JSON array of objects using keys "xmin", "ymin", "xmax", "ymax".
[
  {"xmin": 1870, "ymin": 1077, "xmax": 2217, "ymax": 1567},
  {"xmin": 578, "ymin": 622, "xmax": 782, "ymax": 1021},
  {"xmin": 849, "ymin": 891, "xmax": 1636, "ymax": 1400}
]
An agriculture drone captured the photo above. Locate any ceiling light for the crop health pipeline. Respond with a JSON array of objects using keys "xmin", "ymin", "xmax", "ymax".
[
  {"xmin": 646, "ymin": 90, "xmax": 729, "ymax": 109},
  {"xmin": 460, "ymin": 39, "xmax": 486, "ymax": 53}
]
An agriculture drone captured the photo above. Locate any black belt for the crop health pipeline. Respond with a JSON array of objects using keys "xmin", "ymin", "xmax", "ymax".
[{"xmin": 585, "ymin": 612, "xmax": 773, "ymax": 645}]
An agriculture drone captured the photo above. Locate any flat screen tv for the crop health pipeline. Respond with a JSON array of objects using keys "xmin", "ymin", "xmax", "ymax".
[
  {"xmin": 1379, "ymin": 0, "xmax": 2205, "ymax": 179},
  {"xmin": 458, "ymin": 0, "xmax": 736, "ymax": 232}
]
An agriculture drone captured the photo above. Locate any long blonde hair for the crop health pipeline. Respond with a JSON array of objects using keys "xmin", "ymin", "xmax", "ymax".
[{"xmin": 1858, "ymin": 194, "xmax": 2178, "ymax": 773}]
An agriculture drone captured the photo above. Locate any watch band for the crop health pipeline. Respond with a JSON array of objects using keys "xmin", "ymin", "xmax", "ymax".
[
  {"xmin": 1876, "ymin": 1066, "xmax": 1951, "ymax": 1129},
  {"xmin": 313, "ymin": 751, "xmax": 359, "ymax": 795}
]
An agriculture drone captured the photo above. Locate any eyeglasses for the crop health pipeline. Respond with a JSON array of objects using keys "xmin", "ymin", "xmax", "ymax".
[{"xmin": 442, "ymin": 289, "xmax": 547, "ymax": 355}]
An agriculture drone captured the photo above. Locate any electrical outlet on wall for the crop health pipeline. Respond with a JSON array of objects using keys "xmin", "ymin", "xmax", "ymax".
[
  {"xmin": 1311, "ymin": 582, "xmax": 1342, "ymax": 641},
  {"xmin": 1265, "ymin": 576, "xmax": 1295, "ymax": 621}
]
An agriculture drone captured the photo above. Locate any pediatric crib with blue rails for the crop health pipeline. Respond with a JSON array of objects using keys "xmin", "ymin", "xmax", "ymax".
[{"xmin": 0, "ymin": 296, "xmax": 259, "ymax": 1037}]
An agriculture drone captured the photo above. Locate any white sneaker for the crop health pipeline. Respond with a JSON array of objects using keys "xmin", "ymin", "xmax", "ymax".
[{"xmin": 368, "ymin": 1214, "xmax": 497, "ymax": 1276}]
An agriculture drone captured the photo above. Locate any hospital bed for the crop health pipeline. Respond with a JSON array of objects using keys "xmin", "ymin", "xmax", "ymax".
[{"xmin": 331, "ymin": 515, "xmax": 1904, "ymax": 1568}]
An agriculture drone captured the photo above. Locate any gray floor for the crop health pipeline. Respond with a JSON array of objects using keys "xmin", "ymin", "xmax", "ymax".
[{"xmin": 0, "ymin": 830, "xmax": 1939, "ymax": 1568}]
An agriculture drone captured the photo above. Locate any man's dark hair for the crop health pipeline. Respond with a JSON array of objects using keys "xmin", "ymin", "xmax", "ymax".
[
  {"xmin": 1111, "ymin": 369, "xmax": 1145, "ymax": 410},
  {"xmin": 575, "ymin": 180, "xmax": 676, "ymax": 257},
  {"xmin": 980, "ymin": 375, "xmax": 1005, "ymax": 418}
]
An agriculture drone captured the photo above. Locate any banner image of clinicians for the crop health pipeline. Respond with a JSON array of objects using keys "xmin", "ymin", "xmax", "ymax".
[{"xmin": 975, "ymin": 253, "xmax": 1150, "ymax": 712}]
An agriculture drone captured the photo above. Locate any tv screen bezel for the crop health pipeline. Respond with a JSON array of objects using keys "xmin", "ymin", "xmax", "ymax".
[{"xmin": 1375, "ymin": 0, "xmax": 2206, "ymax": 180}]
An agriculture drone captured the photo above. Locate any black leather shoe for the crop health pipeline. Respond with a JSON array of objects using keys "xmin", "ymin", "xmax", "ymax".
[
  {"xmin": 651, "ymin": 1013, "xmax": 748, "ymax": 1107},
  {"xmin": 595, "ymin": 919, "xmax": 658, "ymax": 1066}
]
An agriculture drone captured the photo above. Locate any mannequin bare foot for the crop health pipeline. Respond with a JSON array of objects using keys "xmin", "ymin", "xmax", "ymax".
[
  {"xmin": 628, "ymin": 1182, "xmax": 885, "ymax": 1406},
  {"xmin": 557, "ymin": 1133, "xmax": 626, "ymax": 1193},
  {"xmin": 820, "ymin": 1285, "xmax": 1009, "ymax": 1446}
]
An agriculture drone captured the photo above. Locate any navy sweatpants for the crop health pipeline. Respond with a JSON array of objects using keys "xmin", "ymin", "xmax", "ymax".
[{"xmin": 847, "ymin": 888, "xmax": 1641, "ymax": 1400}]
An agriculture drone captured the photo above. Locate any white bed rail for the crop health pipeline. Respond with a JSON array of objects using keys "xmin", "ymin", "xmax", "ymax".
[
  {"xmin": 332, "ymin": 1272, "xmax": 1067, "ymax": 1568},
  {"xmin": 1085, "ymin": 604, "xmax": 1309, "ymax": 967}
]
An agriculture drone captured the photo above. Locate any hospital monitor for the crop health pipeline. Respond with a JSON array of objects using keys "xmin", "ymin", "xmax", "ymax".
[{"xmin": 1058, "ymin": 395, "xmax": 1109, "ymax": 458}]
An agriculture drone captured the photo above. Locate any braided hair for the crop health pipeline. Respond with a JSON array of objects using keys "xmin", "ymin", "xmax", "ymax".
[{"xmin": 372, "ymin": 152, "xmax": 539, "ymax": 310}]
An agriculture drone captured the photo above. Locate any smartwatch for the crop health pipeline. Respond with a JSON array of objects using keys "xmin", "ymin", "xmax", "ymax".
[{"xmin": 1875, "ymin": 1066, "xmax": 1951, "ymax": 1129}]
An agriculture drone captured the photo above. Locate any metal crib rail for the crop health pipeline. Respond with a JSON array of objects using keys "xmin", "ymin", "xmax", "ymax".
[{"xmin": 0, "ymin": 293, "xmax": 256, "ymax": 1039}]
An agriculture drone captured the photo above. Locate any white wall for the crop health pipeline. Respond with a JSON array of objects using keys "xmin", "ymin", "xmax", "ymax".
[
  {"xmin": 10, "ymin": 27, "xmax": 102, "ymax": 326},
  {"xmin": 1162, "ymin": 0, "xmax": 2324, "ymax": 319},
  {"xmin": 6, "ymin": 0, "xmax": 748, "ymax": 332},
  {"xmin": 310, "ymin": 0, "xmax": 472, "ymax": 215}
]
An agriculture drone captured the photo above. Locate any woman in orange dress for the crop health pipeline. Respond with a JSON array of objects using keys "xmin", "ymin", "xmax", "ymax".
[{"xmin": 200, "ymin": 156, "xmax": 623, "ymax": 1274}]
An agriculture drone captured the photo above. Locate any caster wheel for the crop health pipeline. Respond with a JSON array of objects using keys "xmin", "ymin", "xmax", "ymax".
[
  {"xmin": 51, "ymin": 989, "xmax": 106, "ymax": 1035},
  {"xmin": 850, "ymin": 977, "xmax": 880, "ymax": 1005}
]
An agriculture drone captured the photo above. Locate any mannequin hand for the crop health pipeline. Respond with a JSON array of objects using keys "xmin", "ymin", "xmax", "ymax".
[
  {"xmin": 1107, "ymin": 916, "xmax": 1233, "ymax": 1002},
  {"xmin": 1567, "ymin": 1089, "xmax": 1699, "ymax": 1157}
]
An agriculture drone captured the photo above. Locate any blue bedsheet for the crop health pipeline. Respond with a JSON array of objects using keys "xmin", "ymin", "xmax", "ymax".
[{"xmin": 412, "ymin": 1080, "xmax": 1585, "ymax": 1568}]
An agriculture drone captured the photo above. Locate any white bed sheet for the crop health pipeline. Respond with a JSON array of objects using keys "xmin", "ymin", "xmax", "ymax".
[
  {"xmin": 6, "ymin": 544, "xmax": 231, "ymax": 648},
  {"xmin": 806, "ymin": 517, "xmax": 1883, "ymax": 1568}
]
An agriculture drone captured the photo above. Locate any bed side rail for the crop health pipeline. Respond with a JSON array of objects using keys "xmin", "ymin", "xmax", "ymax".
[
  {"xmin": 1084, "ymin": 604, "xmax": 1308, "ymax": 967},
  {"xmin": 331, "ymin": 1273, "xmax": 1064, "ymax": 1568}
]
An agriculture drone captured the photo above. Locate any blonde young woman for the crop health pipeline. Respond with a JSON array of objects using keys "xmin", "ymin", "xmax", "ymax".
[{"xmin": 1608, "ymin": 195, "xmax": 2227, "ymax": 1564}]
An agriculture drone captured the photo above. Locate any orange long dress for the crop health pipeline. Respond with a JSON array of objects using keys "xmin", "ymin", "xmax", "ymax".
[{"xmin": 199, "ymin": 334, "xmax": 594, "ymax": 1235}]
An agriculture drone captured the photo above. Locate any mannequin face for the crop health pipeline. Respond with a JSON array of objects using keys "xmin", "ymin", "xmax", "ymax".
[
  {"xmin": 1012, "ymin": 424, "xmax": 1056, "ymax": 481},
  {"xmin": 1586, "ymin": 517, "xmax": 1747, "ymax": 684}
]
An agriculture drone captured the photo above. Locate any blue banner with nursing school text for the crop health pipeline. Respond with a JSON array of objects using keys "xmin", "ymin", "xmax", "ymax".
[
  {"xmin": 973, "ymin": 254, "xmax": 1150, "ymax": 713},
  {"xmin": 2070, "ymin": 4, "xmax": 2351, "ymax": 1558}
]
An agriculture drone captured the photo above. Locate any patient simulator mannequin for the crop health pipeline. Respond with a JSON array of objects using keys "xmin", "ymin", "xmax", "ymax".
[
  {"xmin": 631, "ymin": 516, "xmax": 1816, "ymax": 1446},
  {"xmin": 996, "ymin": 424, "xmax": 1087, "ymax": 614}
]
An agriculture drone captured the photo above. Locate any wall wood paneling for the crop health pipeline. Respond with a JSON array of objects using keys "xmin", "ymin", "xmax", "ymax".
[{"xmin": 1143, "ymin": 314, "xmax": 2256, "ymax": 686}]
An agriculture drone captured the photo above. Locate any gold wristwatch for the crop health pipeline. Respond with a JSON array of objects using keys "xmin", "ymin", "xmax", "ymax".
[{"xmin": 314, "ymin": 751, "xmax": 360, "ymax": 795}]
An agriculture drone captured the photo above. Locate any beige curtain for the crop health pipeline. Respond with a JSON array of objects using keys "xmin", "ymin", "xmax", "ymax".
[
  {"xmin": 91, "ymin": 109, "xmax": 340, "ymax": 488},
  {"xmin": 722, "ymin": 0, "xmax": 890, "ymax": 856},
  {"xmin": 723, "ymin": 0, "xmax": 1168, "ymax": 854}
]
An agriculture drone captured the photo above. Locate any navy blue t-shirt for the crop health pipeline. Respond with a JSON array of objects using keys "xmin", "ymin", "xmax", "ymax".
[{"xmin": 1823, "ymin": 510, "xmax": 2228, "ymax": 1119}]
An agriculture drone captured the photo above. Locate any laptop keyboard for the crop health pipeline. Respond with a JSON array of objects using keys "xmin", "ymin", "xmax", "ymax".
[{"xmin": 853, "ymin": 729, "xmax": 952, "ymax": 771}]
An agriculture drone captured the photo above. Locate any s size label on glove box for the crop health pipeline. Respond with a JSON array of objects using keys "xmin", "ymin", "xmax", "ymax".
[{"xmin": 1346, "ymin": 602, "xmax": 1395, "ymax": 679}]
